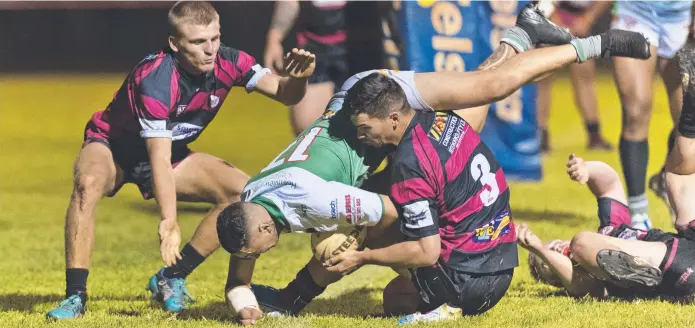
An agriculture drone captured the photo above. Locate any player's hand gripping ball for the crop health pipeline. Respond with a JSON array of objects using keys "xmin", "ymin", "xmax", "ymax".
[
  {"xmin": 311, "ymin": 226, "xmax": 368, "ymax": 262},
  {"xmin": 284, "ymin": 48, "xmax": 316, "ymax": 79}
]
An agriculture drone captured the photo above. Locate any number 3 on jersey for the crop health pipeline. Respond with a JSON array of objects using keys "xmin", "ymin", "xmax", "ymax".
[
  {"xmin": 471, "ymin": 153, "xmax": 500, "ymax": 206},
  {"xmin": 261, "ymin": 127, "xmax": 323, "ymax": 172}
]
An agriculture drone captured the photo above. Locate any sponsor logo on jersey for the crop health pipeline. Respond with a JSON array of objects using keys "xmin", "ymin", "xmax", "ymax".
[
  {"xmin": 441, "ymin": 117, "xmax": 467, "ymax": 154},
  {"xmin": 330, "ymin": 200, "xmax": 338, "ymax": 218},
  {"xmin": 345, "ymin": 195, "xmax": 352, "ymax": 223},
  {"xmin": 429, "ymin": 112, "xmax": 448, "ymax": 141},
  {"xmin": 322, "ymin": 110, "xmax": 337, "ymax": 119},
  {"xmin": 617, "ymin": 227, "xmax": 640, "ymax": 240},
  {"xmin": 176, "ymin": 105, "xmax": 187, "ymax": 116},
  {"xmin": 355, "ymin": 198, "xmax": 361, "ymax": 217},
  {"xmin": 403, "ymin": 200, "xmax": 434, "ymax": 229},
  {"xmin": 473, "ymin": 210, "xmax": 511, "ymax": 243},
  {"xmin": 171, "ymin": 123, "xmax": 203, "ymax": 141},
  {"xmin": 210, "ymin": 95, "xmax": 220, "ymax": 108}
]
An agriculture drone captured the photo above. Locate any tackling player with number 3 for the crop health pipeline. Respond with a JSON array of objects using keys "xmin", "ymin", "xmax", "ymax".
[{"xmin": 216, "ymin": 4, "xmax": 652, "ymax": 325}]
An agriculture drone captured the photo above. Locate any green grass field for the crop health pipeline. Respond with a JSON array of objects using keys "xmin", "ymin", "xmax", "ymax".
[{"xmin": 0, "ymin": 71, "xmax": 692, "ymax": 328}]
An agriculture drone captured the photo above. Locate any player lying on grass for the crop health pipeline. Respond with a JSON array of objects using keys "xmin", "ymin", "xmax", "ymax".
[
  {"xmin": 46, "ymin": 0, "xmax": 317, "ymax": 320},
  {"xmin": 518, "ymin": 154, "xmax": 695, "ymax": 300},
  {"xmin": 217, "ymin": 7, "xmax": 652, "ymax": 325},
  {"xmin": 665, "ymin": 43, "xmax": 695, "ymax": 237}
]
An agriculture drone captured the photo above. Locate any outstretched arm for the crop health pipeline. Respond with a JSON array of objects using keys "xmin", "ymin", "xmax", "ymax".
[
  {"xmin": 566, "ymin": 154, "xmax": 627, "ymax": 204},
  {"xmin": 517, "ymin": 223, "xmax": 607, "ymax": 298}
]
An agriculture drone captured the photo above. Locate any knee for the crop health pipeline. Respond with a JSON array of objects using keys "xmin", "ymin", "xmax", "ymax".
[
  {"xmin": 570, "ymin": 231, "xmax": 595, "ymax": 263},
  {"xmin": 383, "ymin": 276, "xmax": 419, "ymax": 315},
  {"xmin": 622, "ymin": 106, "xmax": 651, "ymax": 138},
  {"xmin": 72, "ymin": 172, "xmax": 107, "ymax": 208}
]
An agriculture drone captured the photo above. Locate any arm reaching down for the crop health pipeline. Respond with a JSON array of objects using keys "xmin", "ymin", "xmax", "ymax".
[{"xmin": 145, "ymin": 137, "xmax": 182, "ymax": 267}]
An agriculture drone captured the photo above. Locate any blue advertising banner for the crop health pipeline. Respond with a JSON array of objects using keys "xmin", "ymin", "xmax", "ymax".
[{"xmin": 383, "ymin": 0, "xmax": 541, "ymax": 181}]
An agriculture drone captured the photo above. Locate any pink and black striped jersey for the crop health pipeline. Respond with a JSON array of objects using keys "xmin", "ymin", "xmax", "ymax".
[
  {"xmin": 390, "ymin": 111, "xmax": 518, "ymax": 273},
  {"xmin": 84, "ymin": 45, "xmax": 268, "ymax": 159},
  {"xmin": 297, "ymin": 1, "xmax": 346, "ymax": 46}
]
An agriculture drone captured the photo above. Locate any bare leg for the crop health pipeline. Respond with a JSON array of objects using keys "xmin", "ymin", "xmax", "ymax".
[
  {"xmin": 48, "ymin": 142, "xmax": 124, "ymax": 317},
  {"xmin": 569, "ymin": 60, "xmax": 611, "ymax": 150},
  {"xmin": 66, "ymin": 143, "xmax": 122, "ymax": 270},
  {"xmin": 383, "ymin": 275, "xmax": 420, "ymax": 315},
  {"xmin": 173, "ymin": 153, "xmax": 249, "ymax": 257},
  {"xmin": 666, "ymin": 134, "xmax": 695, "ymax": 229},
  {"xmin": 455, "ymin": 43, "xmax": 518, "ymax": 132},
  {"xmin": 613, "ymin": 46, "xmax": 659, "ymax": 229},
  {"xmin": 570, "ymin": 231, "xmax": 667, "ymax": 281},
  {"xmin": 535, "ymin": 74, "xmax": 553, "ymax": 153}
]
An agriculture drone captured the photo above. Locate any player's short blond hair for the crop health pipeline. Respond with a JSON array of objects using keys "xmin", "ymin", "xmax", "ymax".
[{"xmin": 168, "ymin": 1, "xmax": 219, "ymax": 36}]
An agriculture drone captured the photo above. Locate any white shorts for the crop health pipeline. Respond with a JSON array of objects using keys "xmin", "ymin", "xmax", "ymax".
[
  {"xmin": 242, "ymin": 167, "xmax": 385, "ymax": 232},
  {"xmin": 612, "ymin": 2, "xmax": 691, "ymax": 59}
]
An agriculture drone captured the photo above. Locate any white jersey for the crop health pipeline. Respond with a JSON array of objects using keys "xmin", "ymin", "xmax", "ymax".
[
  {"xmin": 243, "ymin": 167, "xmax": 384, "ymax": 232},
  {"xmin": 326, "ymin": 69, "xmax": 434, "ymax": 113}
]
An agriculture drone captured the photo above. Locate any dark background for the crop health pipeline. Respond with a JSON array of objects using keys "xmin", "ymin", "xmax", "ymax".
[{"xmin": 0, "ymin": 1, "xmax": 385, "ymax": 73}]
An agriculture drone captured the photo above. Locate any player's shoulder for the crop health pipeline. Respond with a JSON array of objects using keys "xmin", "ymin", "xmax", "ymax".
[
  {"xmin": 340, "ymin": 69, "xmax": 404, "ymax": 91},
  {"xmin": 217, "ymin": 44, "xmax": 253, "ymax": 63},
  {"xmin": 132, "ymin": 48, "xmax": 176, "ymax": 87}
]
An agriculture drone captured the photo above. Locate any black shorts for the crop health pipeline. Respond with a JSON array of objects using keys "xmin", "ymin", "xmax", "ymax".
[
  {"xmin": 84, "ymin": 137, "xmax": 192, "ymax": 200},
  {"xmin": 659, "ymin": 236, "xmax": 695, "ymax": 297},
  {"xmin": 410, "ymin": 264, "xmax": 513, "ymax": 315},
  {"xmin": 303, "ymin": 39, "xmax": 349, "ymax": 89}
]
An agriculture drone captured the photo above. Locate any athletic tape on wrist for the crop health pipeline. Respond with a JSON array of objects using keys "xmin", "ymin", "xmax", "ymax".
[{"xmin": 226, "ymin": 286, "xmax": 259, "ymax": 314}]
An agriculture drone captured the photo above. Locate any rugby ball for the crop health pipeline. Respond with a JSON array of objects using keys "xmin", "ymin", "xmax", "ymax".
[{"xmin": 311, "ymin": 226, "xmax": 367, "ymax": 262}]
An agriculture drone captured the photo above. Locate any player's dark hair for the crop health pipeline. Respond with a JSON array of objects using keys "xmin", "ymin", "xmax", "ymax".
[
  {"xmin": 216, "ymin": 202, "xmax": 249, "ymax": 254},
  {"xmin": 343, "ymin": 72, "xmax": 410, "ymax": 119},
  {"xmin": 168, "ymin": 1, "xmax": 219, "ymax": 36}
]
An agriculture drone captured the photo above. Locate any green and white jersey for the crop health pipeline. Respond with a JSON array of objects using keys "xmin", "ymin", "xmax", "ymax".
[{"xmin": 242, "ymin": 69, "xmax": 432, "ymax": 232}]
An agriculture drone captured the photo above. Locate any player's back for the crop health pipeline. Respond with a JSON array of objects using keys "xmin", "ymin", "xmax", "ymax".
[
  {"xmin": 298, "ymin": 0, "xmax": 346, "ymax": 45},
  {"xmin": 392, "ymin": 110, "xmax": 517, "ymax": 273},
  {"xmin": 249, "ymin": 111, "xmax": 369, "ymax": 188}
]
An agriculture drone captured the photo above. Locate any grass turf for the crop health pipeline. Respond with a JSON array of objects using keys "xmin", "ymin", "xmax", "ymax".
[{"xmin": 0, "ymin": 72, "xmax": 692, "ymax": 327}]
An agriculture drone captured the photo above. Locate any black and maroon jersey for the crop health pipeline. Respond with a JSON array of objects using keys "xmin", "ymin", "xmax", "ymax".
[
  {"xmin": 390, "ymin": 111, "xmax": 518, "ymax": 274},
  {"xmin": 84, "ymin": 45, "xmax": 268, "ymax": 160},
  {"xmin": 297, "ymin": 1, "xmax": 346, "ymax": 47}
]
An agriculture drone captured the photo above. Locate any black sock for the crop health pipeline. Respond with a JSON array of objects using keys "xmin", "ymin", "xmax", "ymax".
[
  {"xmin": 162, "ymin": 243, "xmax": 205, "ymax": 279},
  {"xmin": 586, "ymin": 121, "xmax": 600, "ymax": 135},
  {"xmin": 66, "ymin": 268, "xmax": 89, "ymax": 304},
  {"xmin": 619, "ymin": 138, "xmax": 649, "ymax": 197},
  {"xmin": 282, "ymin": 265, "xmax": 326, "ymax": 309},
  {"xmin": 662, "ymin": 129, "xmax": 676, "ymax": 173}
]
